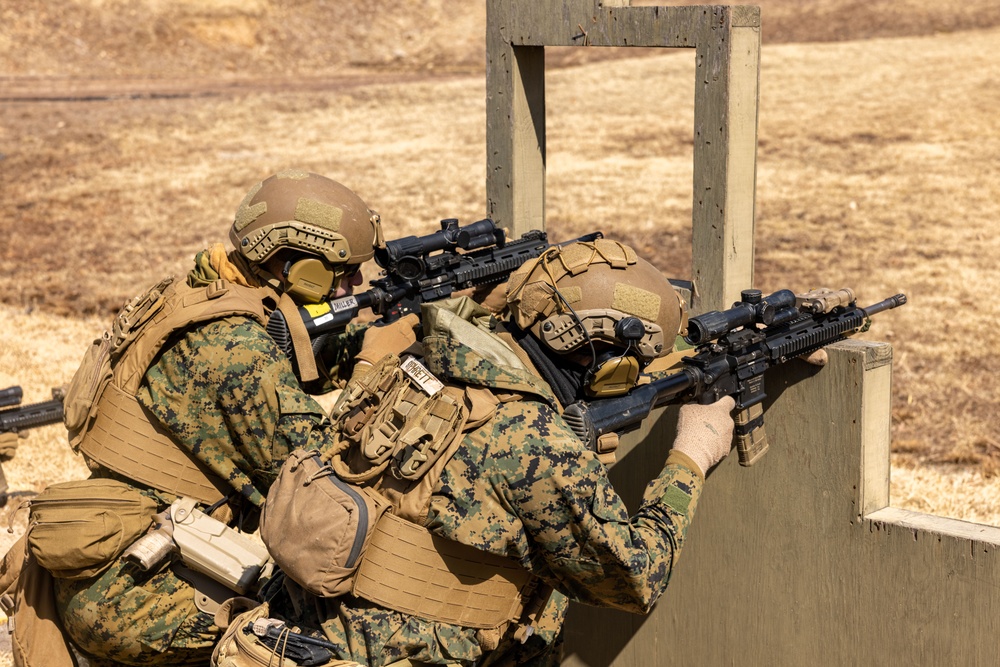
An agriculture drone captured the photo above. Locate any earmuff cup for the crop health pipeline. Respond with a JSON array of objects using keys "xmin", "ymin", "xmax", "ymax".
[
  {"xmin": 283, "ymin": 257, "xmax": 341, "ymax": 304},
  {"xmin": 584, "ymin": 352, "xmax": 642, "ymax": 398}
]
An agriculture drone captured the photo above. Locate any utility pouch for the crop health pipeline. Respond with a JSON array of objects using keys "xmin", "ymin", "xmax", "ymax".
[
  {"xmin": 62, "ymin": 335, "xmax": 113, "ymax": 448},
  {"xmin": 259, "ymin": 449, "xmax": 390, "ymax": 597},
  {"xmin": 26, "ymin": 478, "xmax": 157, "ymax": 579}
]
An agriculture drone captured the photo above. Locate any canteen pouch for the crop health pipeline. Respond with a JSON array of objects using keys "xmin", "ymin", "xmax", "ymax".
[
  {"xmin": 26, "ymin": 478, "xmax": 158, "ymax": 579},
  {"xmin": 259, "ymin": 449, "xmax": 390, "ymax": 597}
]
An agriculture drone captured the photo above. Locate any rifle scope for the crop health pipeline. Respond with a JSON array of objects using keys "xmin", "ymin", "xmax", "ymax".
[
  {"xmin": 685, "ymin": 289, "xmax": 800, "ymax": 346},
  {"xmin": 374, "ymin": 218, "xmax": 505, "ymax": 280}
]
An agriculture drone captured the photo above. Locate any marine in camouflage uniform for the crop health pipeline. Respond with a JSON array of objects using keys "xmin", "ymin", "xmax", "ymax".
[
  {"xmin": 45, "ymin": 171, "xmax": 382, "ymax": 667},
  {"xmin": 268, "ymin": 240, "xmax": 736, "ymax": 666},
  {"xmin": 54, "ymin": 298, "xmax": 362, "ymax": 666}
]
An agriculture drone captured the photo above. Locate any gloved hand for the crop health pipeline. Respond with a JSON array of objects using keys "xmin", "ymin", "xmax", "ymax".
[
  {"xmin": 354, "ymin": 313, "xmax": 421, "ymax": 368},
  {"xmin": 801, "ymin": 349, "xmax": 828, "ymax": 366},
  {"xmin": 471, "ymin": 280, "xmax": 510, "ymax": 316},
  {"xmin": 670, "ymin": 395, "xmax": 736, "ymax": 476}
]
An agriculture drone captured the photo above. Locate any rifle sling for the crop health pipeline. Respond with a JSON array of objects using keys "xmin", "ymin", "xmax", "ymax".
[{"xmin": 276, "ymin": 293, "xmax": 320, "ymax": 383}]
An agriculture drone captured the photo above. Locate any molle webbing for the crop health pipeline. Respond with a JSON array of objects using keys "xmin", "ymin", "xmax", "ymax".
[
  {"xmin": 352, "ymin": 513, "xmax": 532, "ymax": 629},
  {"xmin": 77, "ymin": 279, "xmax": 273, "ymax": 504},
  {"xmin": 77, "ymin": 383, "xmax": 230, "ymax": 503}
]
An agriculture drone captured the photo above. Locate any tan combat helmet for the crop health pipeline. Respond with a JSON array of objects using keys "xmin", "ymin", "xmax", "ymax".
[
  {"xmin": 506, "ymin": 239, "xmax": 688, "ymax": 397},
  {"xmin": 230, "ymin": 169, "xmax": 383, "ymax": 303}
]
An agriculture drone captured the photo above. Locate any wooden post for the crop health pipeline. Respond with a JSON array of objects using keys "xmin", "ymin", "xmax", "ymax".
[{"xmin": 486, "ymin": 0, "xmax": 760, "ymax": 311}]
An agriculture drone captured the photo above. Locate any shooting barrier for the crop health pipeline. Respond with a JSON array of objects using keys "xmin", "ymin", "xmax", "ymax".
[{"xmin": 485, "ymin": 2, "xmax": 1000, "ymax": 664}]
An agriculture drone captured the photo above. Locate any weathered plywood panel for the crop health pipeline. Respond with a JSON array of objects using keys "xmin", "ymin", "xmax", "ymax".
[{"xmin": 563, "ymin": 341, "xmax": 1000, "ymax": 666}]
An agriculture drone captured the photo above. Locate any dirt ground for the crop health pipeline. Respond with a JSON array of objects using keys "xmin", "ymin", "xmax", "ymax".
[{"xmin": 1, "ymin": 4, "xmax": 1000, "ymax": 656}]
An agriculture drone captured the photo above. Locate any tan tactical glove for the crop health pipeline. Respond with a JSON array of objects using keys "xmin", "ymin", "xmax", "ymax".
[
  {"xmin": 801, "ymin": 349, "xmax": 828, "ymax": 366},
  {"xmin": 354, "ymin": 313, "xmax": 421, "ymax": 368},
  {"xmin": 669, "ymin": 395, "xmax": 736, "ymax": 476},
  {"xmin": 0, "ymin": 433, "xmax": 19, "ymax": 459}
]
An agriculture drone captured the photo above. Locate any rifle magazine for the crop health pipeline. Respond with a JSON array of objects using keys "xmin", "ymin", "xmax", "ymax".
[{"xmin": 734, "ymin": 403, "xmax": 768, "ymax": 466}]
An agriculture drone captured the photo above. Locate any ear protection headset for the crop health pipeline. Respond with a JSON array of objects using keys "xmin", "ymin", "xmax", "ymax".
[
  {"xmin": 280, "ymin": 256, "xmax": 354, "ymax": 304},
  {"xmin": 548, "ymin": 288, "xmax": 656, "ymax": 398}
]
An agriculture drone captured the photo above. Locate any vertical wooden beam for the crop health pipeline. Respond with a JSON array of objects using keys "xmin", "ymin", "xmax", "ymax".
[
  {"xmin": 486, "ymin": 0, "xmax": 546, "ymax": 239},
  {"xmin": 486, "ymin": 1, "xmax": 759, "ymax": 311},
  {"xmin": 691, "ymin": 7, "xmax": 760, "ymax": 312}
]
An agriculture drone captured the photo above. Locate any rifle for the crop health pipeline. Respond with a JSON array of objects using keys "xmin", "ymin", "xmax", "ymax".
[
  {"xmin": 0, "ymin": 386, "xmax": 66, "ymax": 505},
  {"xmin": 267, "ymin": 217, "xmax": 603, "ymax": 359},
  {"xmin": 562, "ymin": 288, "xmax": 907, "ymax": 467}
]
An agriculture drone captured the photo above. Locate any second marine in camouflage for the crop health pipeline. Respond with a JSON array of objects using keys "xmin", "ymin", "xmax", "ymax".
[{"xmin": 248, "ymin": 239, "xmax": 736, "ymax": 666}]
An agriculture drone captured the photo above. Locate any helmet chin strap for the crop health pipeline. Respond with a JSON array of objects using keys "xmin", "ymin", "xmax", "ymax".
[{"xmin": 509, "ymin": 324, "xmax": 589, "ymax": 408}]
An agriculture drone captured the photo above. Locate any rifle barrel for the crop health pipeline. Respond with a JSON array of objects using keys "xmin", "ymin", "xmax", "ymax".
[
  {"xmin": 0, "ymin": 399, "xmax": 64, "ymax": 433},
  {"xmin": 861, "ymin": 294, "xmax": 907, "ymax": 317}
]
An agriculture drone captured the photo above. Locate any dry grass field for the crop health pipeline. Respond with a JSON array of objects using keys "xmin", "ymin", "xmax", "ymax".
[{"xmin": 1, "ymin": 4, "xmax": 999, "ymax": 658}]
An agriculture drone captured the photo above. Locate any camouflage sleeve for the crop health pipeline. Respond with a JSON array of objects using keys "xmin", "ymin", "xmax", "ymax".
[
  {"xmin": 493, "ymin": 400, "xmax": 704, "ymax": 614},
  {"xmin": 137, "ymin": 316, "xmax": 332, "ymax": 507}
]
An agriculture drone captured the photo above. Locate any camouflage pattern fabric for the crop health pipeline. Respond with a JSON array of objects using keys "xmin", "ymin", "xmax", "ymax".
[
  {"xmin": 53, "ymin": 268, "xmax": 364, "ymax": 665},
  {"xmin": 53, "ymin": 560, "xmax": 218, "ymax": 666},
  {"xmin": 273, "ymin": 305, "xmax": 705, "ymax": 666}
]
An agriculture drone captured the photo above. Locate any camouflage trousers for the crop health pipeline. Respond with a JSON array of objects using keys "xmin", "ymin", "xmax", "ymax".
[{"xmin": 52, "ymin": 558, "xmax": 220, "ymax": 667}]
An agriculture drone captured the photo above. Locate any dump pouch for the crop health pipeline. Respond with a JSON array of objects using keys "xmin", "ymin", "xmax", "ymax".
[
  {"xmin": 212, "ymin": 599, "xmax": 298, "ymax": 667},
  {"xmin": 259, "ymin": 449, "xmax": 390, "ymax": 597},
  {"xmin": 26, "ymin": 478, "xmax": 157, "ymax": 579}
]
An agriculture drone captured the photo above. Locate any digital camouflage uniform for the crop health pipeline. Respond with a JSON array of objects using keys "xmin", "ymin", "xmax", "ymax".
[
  {"xmin": 53, "ymin": 251, "xmax": 365, "ymax": 667},
  {"xmin": 275, "ymin": 300, "xmax": 705, "ymax": 667}
]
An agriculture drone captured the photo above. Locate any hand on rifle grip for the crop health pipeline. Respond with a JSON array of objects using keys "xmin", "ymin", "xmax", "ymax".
[
  {"xmin": 670, "ymin": 395, "xmax": 736, "ymax": 476},
  {"xmin": 355, "ymin": 313, "xmax": 421, "ymax": 368}
]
